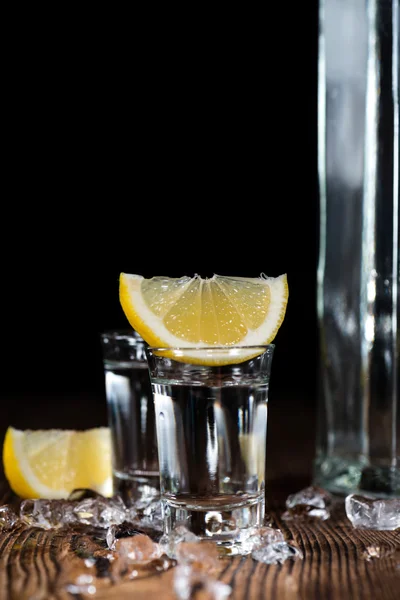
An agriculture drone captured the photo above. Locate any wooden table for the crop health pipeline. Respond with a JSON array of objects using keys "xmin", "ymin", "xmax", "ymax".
[
  {"xmin": 1, "ymin": 395, "xmax": 399, "ymax": 599},
  {"xmin": 1, "ymin": 481, "xmax": 399, "ymax": 600}
]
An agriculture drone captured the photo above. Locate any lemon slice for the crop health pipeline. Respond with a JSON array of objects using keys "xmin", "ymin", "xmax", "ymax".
[
  {"xmin": 119, "ymin": 272, "xmax": 288, "ymax": 364},
  {"xmin": 3, "ymin": 426, "xmax": 112, "ymax": 499}
]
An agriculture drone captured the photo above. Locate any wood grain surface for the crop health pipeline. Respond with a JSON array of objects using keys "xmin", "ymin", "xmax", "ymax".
[{"xmin": 1, "ymin": 481, "xmax": 399, "ymax": 600}]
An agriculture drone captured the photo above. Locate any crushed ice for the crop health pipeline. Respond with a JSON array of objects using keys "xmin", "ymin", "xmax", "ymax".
[
  {"xmin": 282, "ymin": 486, "xmax": 332, "ymax": 521},
  {"xmin": 252, "ymin": 541, "xmax": 303, "ymax": 564},
  {"xmin": 18, "ymin": 489, "xmax": 160, "ymax": 531},
  {"xmin": 113, "ymin": 534, "xmax": 161, "ymax": 564},
  {"xmin": 2, "ymin": 487, "xmax": 308, "ymax": 597},
  {"xmin": 175, "ymin": 540, "xmax": 220, "ymax": 573},
  {"xmin": 165, "ymin": 526, "xmax": 231, "ymax": 599},
  {"xmin": 234, "ymin": 525, "xmax": 303, "ymax": 564},
  {"xmin": 0, "ymin": 505, "xmax": 18, "ymax": 531},
  {"xmin": 159, "ymin": 525, "xmax": 201, "ymax": 559}
]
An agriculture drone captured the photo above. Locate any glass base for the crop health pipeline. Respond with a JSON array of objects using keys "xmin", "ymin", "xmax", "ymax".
[
  {"xmin": 161, "ymin": 494, "xmax": 265, "ymax": 555},
  {"xmin": 314, "ymin": 456, "xmax": 400, "ymax": 498},
  {"xmin": 113, "ymin": 470, "xmax": 160, "ymax": 506}
]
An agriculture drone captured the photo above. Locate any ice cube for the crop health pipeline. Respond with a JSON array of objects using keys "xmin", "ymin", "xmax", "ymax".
[
  {"xmin": 174, "ymin": 564, "xmax": 232, "ymax": 600},
  {"xmin": 159, "ymin": 525, "xmax": 201, "ymax": 559},
  {"xmin": 345, "ymin": 494, "xmax": 400, "ymax": 531},
  {"xmin": 20, "ymin": 499, "xmax": 67, "ymax": 529},
  {"xmin": 252, "ymin": 541, "xmax": 303, "ymax": 565},
  {"xmin": 71, "ymin": 496, "xmax": 127, "ymax": 528},
  {"xmin": 109, "ymin": 534, "xmax": 172, "ymax": 581},
  {"xmin": 175, "ymin": 541, "xmax": 220, "ymax": 573},
  {"xmin": 282, "ymin": 486, "xmax": 332, "ymax": 521},
  {"xmin": 0, "ymin": 505, "xmax": 18, "ymax": 531},
  {"xmin": 286, "ymin": 486, "xmax": 332, "ymax": 509},
  {"xmin": 238, "ymin": 526, "xmax": 285, "ymax": 554},
  {"xmin": 114, "ymin": 534, "xmax": 161, "ymax": 564}
]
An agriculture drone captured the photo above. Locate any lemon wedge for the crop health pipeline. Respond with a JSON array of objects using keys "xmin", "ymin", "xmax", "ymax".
[
  {"xmin": 3, "ymin": 426, "xmax": 112, "ymax": 499},
  {"xmin": 119, "ymin": 272, "xmax": 288, "ymax": 364}
]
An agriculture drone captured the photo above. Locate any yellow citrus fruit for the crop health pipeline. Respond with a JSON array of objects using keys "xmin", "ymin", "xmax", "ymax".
[
  {"xmin": 3, "ymin": 426, "xmax": 112, "ymax": 499},
  {"xmin": 119, "ymin": 272, "xmax": 288, "ymax": 364}
]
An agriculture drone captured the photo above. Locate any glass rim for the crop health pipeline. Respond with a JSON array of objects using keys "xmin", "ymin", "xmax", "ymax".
[{"xmin": 146, "ymin": 344, "xmax": 275, "ymax": 352}]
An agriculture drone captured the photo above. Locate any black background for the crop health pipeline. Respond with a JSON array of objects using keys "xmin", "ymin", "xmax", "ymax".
[{"xmin": 1, "ymin": 4, "xmax": 320, "ymax": 475}]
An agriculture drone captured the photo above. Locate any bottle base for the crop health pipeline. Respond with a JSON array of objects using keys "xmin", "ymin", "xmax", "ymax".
[{"xmin": 314, "ymin": 456, "xmax": 400, "ymax": 498}]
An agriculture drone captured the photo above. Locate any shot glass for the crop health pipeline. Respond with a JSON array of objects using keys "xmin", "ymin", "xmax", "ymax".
[
  {"xmin": 100, "ymin": 330, "xmax": 159, "ymax": 504},
  {"xmin": 145, "ymin": 345, "xmax": 274, "ymax": 546}
]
